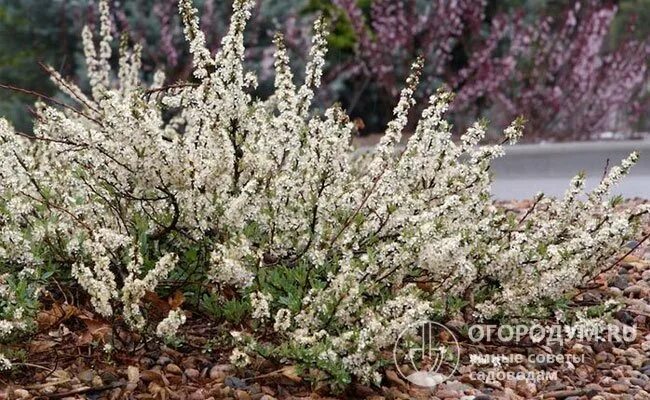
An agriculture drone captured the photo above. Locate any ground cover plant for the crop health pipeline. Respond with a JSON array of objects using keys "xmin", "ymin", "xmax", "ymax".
[{"xmin": 0, "ymin": 0, "xmax": 648, "ymax": 391}]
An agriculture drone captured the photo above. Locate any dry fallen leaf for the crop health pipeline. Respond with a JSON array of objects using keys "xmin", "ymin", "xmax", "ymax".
[
  {"xmin": 37, "ymin": 302, "xmax": 79, "ymax": 330},
  {"xmin": 77, "ymin": 315, "xmax": 112, "ymax": 346},
  {"xmin": 280, "ymin": 366, "xmax": 302, "ymax": 383},
  {"xmin": 144, "ymin": 291, "xmax": 171, "ymax": 319},
  {"xmin": 168, "ymin": 291, "xmax": 185, "ymax": 310}
]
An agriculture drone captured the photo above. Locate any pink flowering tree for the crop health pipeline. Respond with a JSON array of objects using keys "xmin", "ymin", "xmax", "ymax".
[
  {"xmin": 333, "ymin": 0, "xmax": 649, "ymax": 140},
  {"xmin": 495, "ymin": 1, "xmax": 649, "ymax": 140}
]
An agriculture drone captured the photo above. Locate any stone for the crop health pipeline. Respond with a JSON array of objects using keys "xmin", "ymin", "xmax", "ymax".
[
  {"xmin": 594, "ymin": 341, "xmax": 614, "ymax": 353},
  {"xmin": 642, "ymin": 270, "xmax": 650, "ymax": 281},
  {"xmin": 189, "ymin": 390, "xmax": 206, "ymax": 400},
  {"xmin": 435, "ymin": 390, "xmax": 461, "ymax": 398},
  {"xmin": 157, "ymin": 356, "xmax": 172, "ymax": 365},
  {"xmin": 504, "ymin": 387, "xmax": 523, "ymax": 400},
  {"xmin": 616, "ymin": 310, "xmax": 636, "ymax": 325},
  {"xmin": 185, "ymin": 368, "xmax": 200, "ymax": 379},
  {"xmin": 225, "ymin": 376, "xmax": 248, "ymax": 389},
  {"xmin": 585, "ymin": 383, "xmax": 604, "ymax": 392},
  {"xmin": 385, "ymin": 370, "xmax": 407, "ymax": 389},
  {"xmin": 610, "ymin": 274, "xmax": 629, "ymax": 290},
  {"xmin": 516, "ymin": 379, "xmax": 537, "ymax": 397},
  {"xmin": 624, "ymin": 285, "xmax": 644, "ymax": 297},
  {"xmin": 611, "ymin": 383, "xmax": 630, "ymax": 393},
  {"xmin": 13, "ymin": 389, "xmax": 30, "ymax": 399},
  {"xmin": 209, "ymin": 366, "xmax": 228, "ymax": 381},
  {"xmin": 165, "ymin": 363, "xmax": 182, "ymax": 375},
  {"xmin": 91, "ymin": 375, "xmax": 104, "ymax": 388},
  {"xmin": 443, "ymin": 381, "xmax": 473, "ymax": 392},
  {"xmin": 576, "ymin": 365, "xmax": 591, "ymax": 380},
  {"xmin": 127, "ymin": 365, "xmax": 140, "ymax": 383},
  {"xmin": 78, "ymin": 369, "xmax": 95, "ymax": 383}
]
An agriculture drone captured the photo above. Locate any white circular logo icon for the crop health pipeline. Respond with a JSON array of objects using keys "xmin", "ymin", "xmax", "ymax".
[{"xmin": 393, "ymin": 320, "xmax": 460, "ymax": 387}]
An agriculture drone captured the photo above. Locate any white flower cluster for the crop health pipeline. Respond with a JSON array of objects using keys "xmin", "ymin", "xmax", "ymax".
[
  {"xmin": 156, "ymin": 309, "xmax": 187, "ymax": 341},
  {"xmin": 0, "ymin": 0, "xmax": 646, "ymax": 381},
  {"xmin": 250, "ymin": 292, "xmax": 272, "ymax": 322},
  {"xmin": 229, "ymin": 347, "xmax": 251, "ymax": 368},
  {"xmin": 0, "ymin": 273, "xmax": 37, "ymax": 370}
]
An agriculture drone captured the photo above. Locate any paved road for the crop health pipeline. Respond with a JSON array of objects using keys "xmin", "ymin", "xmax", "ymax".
[{"xmin": 491, "ymin": 140, "xmax": 650, "ymax": 200}]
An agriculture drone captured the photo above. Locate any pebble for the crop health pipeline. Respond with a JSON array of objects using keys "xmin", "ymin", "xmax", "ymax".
[
  {"xmin": 157, "ymin": 356, "xmax": 172, "ymax": 365},
  {"xmin": 435, "ymin": 390, "xmax": 461, "ymax": 398},
  {"xmin": 596, "ymin": 351, "xmax": 614, "ymax": 362},
  {"xmin": 616, "ymin": 310, "xmax": 636, "ymax": 324},
  {"xmin": 235, "ymin": 389, "xmax": 252, "ymax": 400},
  {"xmin": 189, "ymin": 390, "xmax": 206, "ymax": 400},
  {"xmin": 594, "ymin": 341, "xmax": 614, "ymax": 353},
  {"xmin": 185, "ymin": 368, "xmax": 200, "ymax": 379},
  {"xmin": 140, "ymin": 357, "xmax": 155, "ymax": 368},
  {"xmin": 385, "ymin": 370, "xmax": 407, "ymax": 389},
  {"xmin": 225, "ymin": 376, "xmax": 248, "ymax": 389},
  {"xmin": 78, "ymin": 369, "xmax": 95, "ymax": 383},
  {"xmin": 611, "ymin": 383, "xmax": 631, "ymax": 393},
  {"xmin": 209, "ymin": 366, "xmax": 227, "ymax": 381},
  {"xmin": 91, "ymin": 374, "xmax": 104, "ymax": 387},
  {"xmin": 165, "ymin": 363, "xmax": 182, "ymax": 375},
  {"xmin": 610, "ymin": 274, "xmax": 630, "ymax": 290},
  {"xmin": 13, "ymin": 389, "xmax": 30, "ymax": 399},
  {"xmin": 516, "ymin": 379, "xmax": 537, "ymax": 397},
  {"xmin": 641, "ymin": 268, "xmax": 650, "ymax": 282},
  {"xmin": 624, "ymin": 285, "xmax": 644, "ymax": 297},
  {"xmin": 41, "ymin": 386, "xmax": 56, "ymax": 395}
]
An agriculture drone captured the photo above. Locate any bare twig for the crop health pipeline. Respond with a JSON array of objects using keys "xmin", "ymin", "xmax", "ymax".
[
  {"xmin": 0, "ymin": 83, "xmax": 102, "ymax": 125},
  {"xmin": 144, "ymin": 83, "xmax": 199, "ymax": 96},
  {"xmin": 13, "ymin": 130, "xmax": 87, "ymax": 147},
  {"xmin": 518, "ymin": 193, "xmax": 544, "ymax": 225},
  {"xmin": 606, "ymin": 231, "xmax": 650, "ymax": 274},
  {"xmin": 38, "ymin": 61, "xmax": 100, "ymax": 114},
  {"xmin": 600, "ymin": 158, "xmax": 610, "ymax": 183},
  {"xmin": 44, "ymin": 382, "xmax": 125, "ymax": 399}
]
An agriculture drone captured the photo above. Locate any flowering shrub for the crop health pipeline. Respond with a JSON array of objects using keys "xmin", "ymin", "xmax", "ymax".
[{"xmin": 0, "ymin": 0, "xmax": 647, "ymax": 387}]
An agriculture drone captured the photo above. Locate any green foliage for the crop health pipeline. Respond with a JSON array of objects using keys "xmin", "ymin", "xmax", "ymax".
[
  {"xmin": 201, "ymin": 293, "xmax": 251, "ymax": 324},
  {"xmin": 305, "ymin": 0, "xmax": 356, "ymax": 52}
]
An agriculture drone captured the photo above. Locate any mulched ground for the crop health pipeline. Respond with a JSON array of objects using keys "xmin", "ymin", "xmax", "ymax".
[{"xmin": 1, "ymin": 200, "xmax": 649, "ymax": 400}]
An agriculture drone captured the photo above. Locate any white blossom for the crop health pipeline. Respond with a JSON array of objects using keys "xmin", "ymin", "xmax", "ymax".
[
  {"xmin": 229, "ymin": 348, "xmax": 251, "ymax": 368},
  {"xmin": 156, "ymin": 309, "xmax": 187, "ymax": 340}
]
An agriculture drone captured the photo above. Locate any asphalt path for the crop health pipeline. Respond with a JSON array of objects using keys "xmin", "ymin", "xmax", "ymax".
[{"xmin": 490, "ymin": 140, "xmax": 650, "ymax": 200}]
